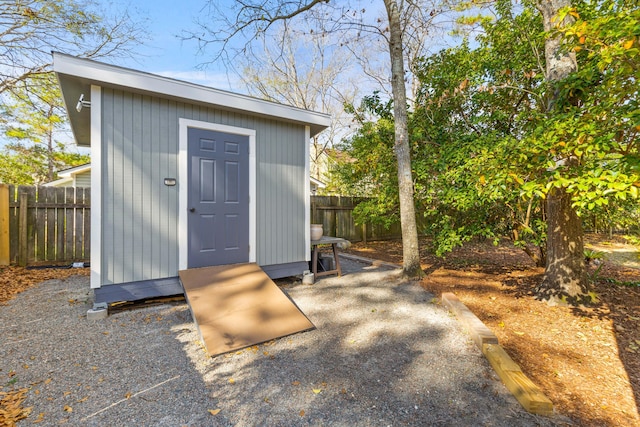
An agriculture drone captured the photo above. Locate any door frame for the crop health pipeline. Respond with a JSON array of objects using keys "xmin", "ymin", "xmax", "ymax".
[{"xmin": 178, "ymin": 118, "xmax": 256, "ymax": 270}]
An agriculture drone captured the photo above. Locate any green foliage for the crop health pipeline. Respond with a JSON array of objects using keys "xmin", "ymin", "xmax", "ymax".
[
  {"xmin": 536, "ymin": 0, "xmax": 640, "ymax": 211},
  {"xmin": 0, "ymin": 74, "xmax": 89, "ymax": 184},
  {"xmin": 0, "ymin": 0, "xmax": 142, "ymax": 184},
  {"xmin": 408, "ymin": 1, "xmax": 549, "ymax": 256},
  {"xmin": 584, "ymin": 248, "xmax": 605, "ymax": 263},
  {"xmin": 336, "ymin": 0, "xmax": 639, "ymax": 261},
  {"xmin": 334, "ymin": 93, "xmax": 400, "ymax": 227}
]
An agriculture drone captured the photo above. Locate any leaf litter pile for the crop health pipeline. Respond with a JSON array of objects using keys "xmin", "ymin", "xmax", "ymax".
[
  {"xmin": 0, "ymin": 266, "xmax": 89, "ymax": 306},
  {"xmin": 0, "ymin": 265, "xmax": 89, "ymax": 426},
  {"xmin": 344, "ymin": 234, "xmax": 640, "ymax": 427}
]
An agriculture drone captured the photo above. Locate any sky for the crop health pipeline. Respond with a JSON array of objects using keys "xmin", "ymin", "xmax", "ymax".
[
  {"xmin": 110, "ymin": 0, "xmax": 241, "ymax": 91},
  {"xmin": 0, "ymin": 1, "xmax": 241, "ymax": 152}
]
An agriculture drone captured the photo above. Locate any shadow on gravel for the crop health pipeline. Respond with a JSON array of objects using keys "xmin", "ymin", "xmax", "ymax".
[{"xmin": 186, "ymin": 262, "xmax": 559, "ymax": 426}]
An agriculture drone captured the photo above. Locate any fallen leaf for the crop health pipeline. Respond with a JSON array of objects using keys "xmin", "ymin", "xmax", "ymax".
[
  {"xmin": 77, "ymin": 396, "xmax": 88, "ymax": 403},
  {"xmin": 498, "ymin": 321, "xmax": 505, "ymax": 328},
  {"xmin": 513, "ymin": 331, "xmax": 525, "ymax": 336},
  {"xmin": 63, "ymin": 405, "xmax": 73, "ymax": 412},
  {"xmin": 124, "ymin": 392, "xmax": 132, "ymax": 399},
  {"xmin": 291, "ymin": 381, "xmax": 300, "ymax": 386},
  {"xmin": 312, "ymin": 389, "xmax": 322, "ymax": 394},
  {"xmin": 208, "ymin": 408, "xmax": 221, "ymax": 415},
  {"xmin": 299, "ymin": 410, "xmax": 305, "ymax": 417},
  {"xmin": 228, "ymin": 378, "xmax": 235, "ymax": 384},
  {"xmin": 63, "ymin": 391, "xmax": 71, "ymax": 396}
]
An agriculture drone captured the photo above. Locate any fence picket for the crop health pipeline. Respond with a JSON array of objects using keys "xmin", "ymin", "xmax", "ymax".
[
  {"xmin": 45, "ymin": 188, "xmax": 56, "ymax": 261},
  {"xmin": 64, "ymin": 187, "xmax": 75, "ymax": 261},
  {"xmin": 75, "ymin": 188, "xmax": 85, "ymax": 260},
  {"xmin": 55, "ymin": 187, "xmax": 66, "ymax": 261},
  {"xmin": 24, "ymin": 186, "xmax": 37, "ymax": 265}
]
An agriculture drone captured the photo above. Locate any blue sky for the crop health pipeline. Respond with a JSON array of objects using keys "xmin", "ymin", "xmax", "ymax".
[{"xmin": 112, "ymin": 0, "xmax": 240, "ymax": 91}]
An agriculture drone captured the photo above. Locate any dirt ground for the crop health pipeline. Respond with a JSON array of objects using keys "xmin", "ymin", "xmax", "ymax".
[{"xmin": 343, "ymin": 234, "xmax": 640, "ymax": 427}]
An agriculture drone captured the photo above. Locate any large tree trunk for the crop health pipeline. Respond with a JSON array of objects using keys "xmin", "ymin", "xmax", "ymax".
[
  {"xmin": 384, "ymin": 0, "xmax": 423, "ymax": 278},
  {"xmin": 536, "ymin": 0, "xmax": 588, "ymax": 304}
]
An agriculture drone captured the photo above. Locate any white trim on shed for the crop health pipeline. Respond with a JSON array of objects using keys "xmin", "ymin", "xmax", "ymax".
[{"xmin": 178, "ymin": 119, "xmax": 257, "ymax": 271}]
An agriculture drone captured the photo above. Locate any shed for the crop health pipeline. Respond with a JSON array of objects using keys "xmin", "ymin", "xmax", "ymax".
[{"xmin": 53, "ymin": 53, "xmax": 331, "ymax": 295}]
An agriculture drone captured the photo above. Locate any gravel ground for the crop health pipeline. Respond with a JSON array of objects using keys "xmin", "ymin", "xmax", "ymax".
[{"xmin": 1, "ymin": 258, "xmax": 562, "ymax": 426}]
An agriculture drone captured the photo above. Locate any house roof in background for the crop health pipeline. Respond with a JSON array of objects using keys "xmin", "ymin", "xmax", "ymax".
[
  {"xmin": 55, "ymin": 163, "xmax": 91, "ymax": 176},
  {"xmin": 310, "ymin": 177, "xmax": 326, "ymax": 188},
  {"xmin": 43, "ymin": 163, "xmax": 91, "ymax": 187},
  {"xmin": 52, "ymin": 52, "xmax": 331, "ymax": 147}
]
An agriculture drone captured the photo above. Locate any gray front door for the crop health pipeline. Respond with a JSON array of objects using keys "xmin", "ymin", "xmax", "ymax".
[{"xmin": 188, "ymin": 127, "xmax": 249, "ymax": 268}]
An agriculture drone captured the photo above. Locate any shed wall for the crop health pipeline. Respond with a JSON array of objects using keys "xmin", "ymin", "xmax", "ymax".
[{"xmin": 100, "ymin": 88, "xmax": 306, "ymax": 285}]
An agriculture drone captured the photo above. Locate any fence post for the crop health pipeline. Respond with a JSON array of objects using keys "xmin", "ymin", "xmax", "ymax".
[
  {"xmin": 18, "ymin": 192, "xmax": 28, "ymax": 267},
  {"xmin": 0, "ymin": 184, "xmax": 8, "ymax": 265}
]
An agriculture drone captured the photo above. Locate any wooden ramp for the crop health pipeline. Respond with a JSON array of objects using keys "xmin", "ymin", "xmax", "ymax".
[{"xmin": 179, "ymin": 263, "xmax": 314, "ymax": 357}]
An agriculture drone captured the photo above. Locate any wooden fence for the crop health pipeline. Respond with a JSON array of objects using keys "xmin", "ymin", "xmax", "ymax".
[
  {"xmin": 0, "ymin": 184, "xmax": 90, "ymax": 266},
  {"xmin": 311, "ymin": 196, "xmax": 403, "ymax": 242},
  {"xmin": 0, "ymin": 188, "xmax": 400, "ymax": 267}
]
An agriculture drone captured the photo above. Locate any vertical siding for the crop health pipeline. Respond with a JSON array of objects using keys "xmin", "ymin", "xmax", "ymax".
[{"xmin": 100, "ymin": 89, "xmax": 307, "ymax": 285}]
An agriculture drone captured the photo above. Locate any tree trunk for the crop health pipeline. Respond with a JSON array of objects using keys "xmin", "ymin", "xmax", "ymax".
[
  {"xmin": 384, "ymin": 0, "xmax": 423, "ymax": 278},
  {"xmin": 537, "ymin": 186, "xmax": 588, "ymax": 302},
  {"xmin": 536, "ymin": 0, "xmax": 588, "ymax": 304}
]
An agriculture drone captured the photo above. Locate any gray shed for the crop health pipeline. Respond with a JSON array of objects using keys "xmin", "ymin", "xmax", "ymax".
[{"xmin": 53, "ymin": 53, "xmax": 330, "ymax": 298}]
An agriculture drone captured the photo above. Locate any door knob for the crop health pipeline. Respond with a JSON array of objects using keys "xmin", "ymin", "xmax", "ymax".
[{"xmin": 189, "ymin": 207, "xmax": 196, "ymax": 212}]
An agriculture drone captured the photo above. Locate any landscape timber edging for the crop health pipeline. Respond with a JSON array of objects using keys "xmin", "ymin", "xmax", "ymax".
[
  {"xmin": 441, "ymin": 292, "xmax": 554, "ymax": 417},
  {"xmin": 337, "ymin": 252, "xmax": 402, "ymax": 270}
]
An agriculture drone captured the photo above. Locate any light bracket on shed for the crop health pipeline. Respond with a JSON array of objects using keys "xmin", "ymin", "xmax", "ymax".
[{"xmin": 76, "ymin": 93, "xmax": 91, "ymax": 112}]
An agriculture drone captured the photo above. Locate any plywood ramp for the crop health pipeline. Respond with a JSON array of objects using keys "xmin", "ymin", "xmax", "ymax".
[{"xmin": 179, "ymin": 263, "xmax": 314, "ymax": 357}]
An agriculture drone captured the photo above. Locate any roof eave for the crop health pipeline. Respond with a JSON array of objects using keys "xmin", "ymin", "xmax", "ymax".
[{"xmin": 53, "ymin": 52, "xmax": 331, "ymax": 147}]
